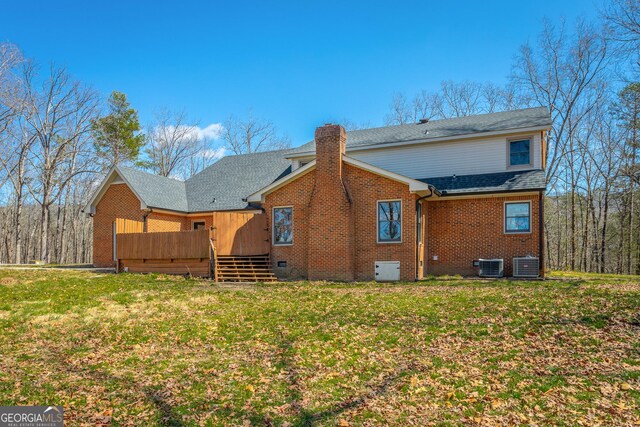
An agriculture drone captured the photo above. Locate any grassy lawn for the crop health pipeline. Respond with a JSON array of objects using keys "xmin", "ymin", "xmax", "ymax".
[{"xmin": 0, "ymin": 270, "xmax": 639, "ymax": 426}]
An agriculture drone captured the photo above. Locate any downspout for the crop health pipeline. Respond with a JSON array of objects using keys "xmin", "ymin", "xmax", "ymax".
[
  {"xmin": 538, "ymin": 190, "xmax": 545, "ymax": 278},
  {"xmin": 415, "ymin": 185, "xmax": 440, "ymax": 280},
  {"xmin": 142, "ymin": 208, "xmax": 152, "ymax": 233}
]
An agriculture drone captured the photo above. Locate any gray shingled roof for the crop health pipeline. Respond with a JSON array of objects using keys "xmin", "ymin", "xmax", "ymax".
[
  {"xmin": 419, "ymin": 169, "xmax": 547, "ymax": 195},
  {"xmin": 111, "ymin": 108, "xmax": 550, "ymax": 212},
  {"xmin": 185, "ymin": 149, "xmax": 292, "ymax": 211},
  {"xmin": 287, "ymin": 107, "xmax": 552, "ymax": 156},
  {"xmin": 118, "ymin": 166, "xmax": 189, "ymax": 212}
]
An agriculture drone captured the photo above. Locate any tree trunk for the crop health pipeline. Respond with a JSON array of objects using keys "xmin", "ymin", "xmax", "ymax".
[
  {"xmin": 40, "ymin": 200, "xmax": 50, "ymax": 263},
  {"xmin": 14, "ymin": 190, "xmax": 22, "ymax": 264},
  {"xmin": 627, "ymin": 192, "xmax": 634, "ymax": 274}
]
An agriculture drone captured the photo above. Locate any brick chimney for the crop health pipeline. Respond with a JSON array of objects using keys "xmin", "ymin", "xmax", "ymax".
[
  {"xmin": 315, "ymin": 124, "xmax": 346, "ymax": 182},
  {"xmin": 307, "ymin": 124, "xmax": 354, "ymax": 281}
]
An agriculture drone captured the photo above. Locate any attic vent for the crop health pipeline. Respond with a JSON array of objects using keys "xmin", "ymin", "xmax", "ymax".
[{"xmin": 418, "ymin": 118, "xmax": 429, "ymax": 124}]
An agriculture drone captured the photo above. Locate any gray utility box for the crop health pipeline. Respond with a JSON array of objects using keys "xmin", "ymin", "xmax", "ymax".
[{"xmin": 375, "ymin": 261, "xmax": 400, "ymax": 281}]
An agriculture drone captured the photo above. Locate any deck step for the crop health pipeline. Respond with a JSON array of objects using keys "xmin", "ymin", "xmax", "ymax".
[{"xmin": 214, "ymin": 254, "xmax": 278, "ymax": 283}]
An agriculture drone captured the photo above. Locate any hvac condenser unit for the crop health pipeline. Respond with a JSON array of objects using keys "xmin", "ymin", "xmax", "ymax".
[
  {"xmin": 513, "ymin": 257, "xmax": 540, "ymax": 278},
  {"xmin": 478, "ymin": 259, "xmax": 504, "ymax": 278}
]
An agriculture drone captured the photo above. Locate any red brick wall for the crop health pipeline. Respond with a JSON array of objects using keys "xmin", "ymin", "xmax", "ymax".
[
  {"xmin": 93, "ymin": 184, "xmax": 198, "ymax": 267},
  {"xmin": 265, "ymin": 170, "xmax": 315, "ymax": 279},
  {"xmin": 347, "ymin": 164, "xmax": 417, "ymax": 281},
  {"xmin": 264, "ymin": 164, "xmax": 418, "ymax": 282},
  {"xmin": 147, "ymin": 212, "xmax": 189, "ymax": 232},
  {"xmin": 93, "ymin": 184, "xmax": 146, "ymax": 267},
  {"xmin": 426, "ymin": 193, "xmax": 541, "ymax": 276}
]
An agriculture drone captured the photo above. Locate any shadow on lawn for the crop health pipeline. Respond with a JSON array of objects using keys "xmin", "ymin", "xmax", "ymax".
[
  {"xmin": 45, "ymin": 347, "xmax": 185, "ymax": 426},
  {"xmin": 44, "ymin": 333, "xmax": 422, "ymax": 426},
  {"xmin": 275, "ymin": 329, "xmax": 424, "ymax": 427}
]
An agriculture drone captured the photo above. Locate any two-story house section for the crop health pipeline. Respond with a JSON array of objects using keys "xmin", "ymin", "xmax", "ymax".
[{"xmin": 87, "ymin": 107, "xmax": 551, "ymax": 281}]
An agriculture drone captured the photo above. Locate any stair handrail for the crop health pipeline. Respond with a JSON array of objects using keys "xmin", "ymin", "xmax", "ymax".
[{"xmin": 209, "ymin": 238, "xmax": 219, "ymax": 283}]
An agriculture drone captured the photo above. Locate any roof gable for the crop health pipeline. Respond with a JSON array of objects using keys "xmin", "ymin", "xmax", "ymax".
[
  {"xmin": 118, "ymin": 167, "xmax": 188, "ymax": 212},
  {"xmin": 85, "ymin": 166, "xmax": 188, "ymax": 214},
  {"xmin": 246, "ymin": 156, "xmax": 432, "ymax": 203}
]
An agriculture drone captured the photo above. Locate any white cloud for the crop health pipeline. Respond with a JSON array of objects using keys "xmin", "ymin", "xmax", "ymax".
[
  {"xmin": 194, "ymin": 123, "xmax": 224, "ymax": 141},
  {"xmin": 150, "ymin": 123, "xmax": 224, "ymax": 145},
  {"xmin": 200, "ymin": 147, "xmax": 227, "ymax": 161}
]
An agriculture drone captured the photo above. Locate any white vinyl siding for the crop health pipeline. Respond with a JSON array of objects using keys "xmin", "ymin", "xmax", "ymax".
[{"xmin": 350, "ymin": 133, "xmax": 542, "ymax": 179}]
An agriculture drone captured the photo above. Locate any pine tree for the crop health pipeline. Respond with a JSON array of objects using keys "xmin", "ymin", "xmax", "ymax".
[{"xmin": 92, "ymin": 91, "xmax": 145, "ymax": 168}]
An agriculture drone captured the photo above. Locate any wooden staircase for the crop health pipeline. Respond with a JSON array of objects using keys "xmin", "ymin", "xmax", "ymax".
[{"xmin": 214, "ymin": 255, "xmax": 278, "ymax": 282}]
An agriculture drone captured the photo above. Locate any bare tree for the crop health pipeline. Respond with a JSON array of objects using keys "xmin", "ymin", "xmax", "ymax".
[
  {"xmin": 603, "ymin": 0, "xmax": 640, "ymax": 68},
  {"xmin": 0, "ymin": 43, "xmax": 23, "ymax": 134},
  {"xmin": 384, "ymin": 81, "xmax": 528, "ymax": 126},
  {"xmin": 384, "ymin": 92, "xmax": 442, "ymax": 126},
  {"xmin": 21, "ymin": 63, "xmax": 100, "ymax": 263},
  {"xmin": 0, "ymin": 110, "xmax": 36, "ymax": 263},
  {"xmin": 512, "ymin": 19, "xmax": 609, "ymax": 184},
  {"xmin": 222, "ymin": 112, "xmax": 290, "ymax": 155},
  {"xmin": 145, "ymin": 109, "xmax": 221, "ymax": 179}
]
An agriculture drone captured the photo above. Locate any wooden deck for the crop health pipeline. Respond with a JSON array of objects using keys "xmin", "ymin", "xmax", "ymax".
[
  {"xmin": 115, "ymin": 220, "xmax": 277, "ymax": 281},
  {"xmin": 116, "ymin": 229, "xmax": 212, "ymax": 277}
]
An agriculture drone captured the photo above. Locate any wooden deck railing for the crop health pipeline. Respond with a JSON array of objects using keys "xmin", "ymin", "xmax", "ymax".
[
  {"xmin": 210, "ymin": 239, "xmax": 219, "ymax": 282},
  {"xmin": 116, "ymin": 229, "xmax": 210, "ymax": 260}
]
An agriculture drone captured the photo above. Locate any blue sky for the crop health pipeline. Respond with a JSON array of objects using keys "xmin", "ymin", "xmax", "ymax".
[{"xmin": 3, "ymin": 0, "xmax": 599, "ymax": 146}]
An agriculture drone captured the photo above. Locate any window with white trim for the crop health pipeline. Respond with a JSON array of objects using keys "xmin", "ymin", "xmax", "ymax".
[
  {"xmin": 378, "ymin": 200, "xmax": 402, "ymax": 242},
  {"xmin": 505, "ymin": 202, "xmax": 531, "ymax": 233},
  {"xmin": 508, "ymin": 138, "xmax": 531, "ymax": 167},
  {"xmin": 273, "ymin": 207, "xmax": 293, "ymax": 245}
]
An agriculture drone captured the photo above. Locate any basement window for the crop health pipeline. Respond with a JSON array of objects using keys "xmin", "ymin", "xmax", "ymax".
[
  {"xmin": 505, "ymin": 202, "xmax": 531, "ymax": 233},
  {"xmin": 378, "ymin": 200, "xmax": 402, "ymax": 243},
  {"xmin": 273, "ymin": 207, "xmax": 293, "ymax": 245}
]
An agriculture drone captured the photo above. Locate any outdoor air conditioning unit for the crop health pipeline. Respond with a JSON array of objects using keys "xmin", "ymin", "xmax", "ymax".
[
  {"xmin": 513, "ymin": 257, "xmax": 540, "ymax": 278},
  {"xmin": 478, "ymin": 259, "xmax": 504, "ymax": 278}
]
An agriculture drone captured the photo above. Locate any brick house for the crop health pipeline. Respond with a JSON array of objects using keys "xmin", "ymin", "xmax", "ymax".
[{"xmin": 87, "ymin": 107, "xmax": 551, "ymax": 281}]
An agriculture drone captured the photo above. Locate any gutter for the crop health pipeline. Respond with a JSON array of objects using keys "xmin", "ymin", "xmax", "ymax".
[
  {"xmin": 438, "ymin": 187, "xmax": 546, "ymax": 198},
  {"xmin": 142, "ymin": 208, "xmax": 153, "ymax": 232}
]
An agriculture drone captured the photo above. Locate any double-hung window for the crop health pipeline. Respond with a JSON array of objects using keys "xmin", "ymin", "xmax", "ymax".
[
  {"xmin": 378, "ymin": 200, "xmax": 402, "ymax": 243},
  {"xmin": 273, "ymin": 207, "xmax": 293, "ymax": 245},
  {"xmin": 508, "ymin": 138, "xmax": 531, "ymax": 167},
  {"xmin": 505, "ymin": 202, "xmax": 531, "ymax": 233}
]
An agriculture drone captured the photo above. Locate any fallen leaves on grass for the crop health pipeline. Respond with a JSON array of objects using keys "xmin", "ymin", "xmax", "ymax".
[{"xmin": 0, "ymin": 269, "xmax": 638, "ymax": 425}]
